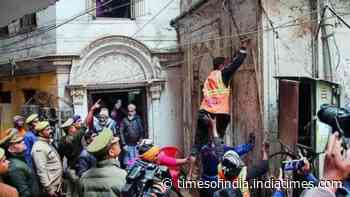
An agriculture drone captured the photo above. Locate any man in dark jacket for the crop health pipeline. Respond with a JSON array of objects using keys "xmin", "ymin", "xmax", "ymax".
[
  {"xmin": 189, "ymin": 39, "xmax": 251, "ymax": 178},
  {"xmin": 77, "ymin": 131, "xmax": 97, "ymax": 177},
  {"xmin": 0, "ymin": 130, "xmax": 39, "ymax": 197},
  {"xmin": 79, "ymin": 128, "xmax": 126, "ymax": 197},
  {"xmin": 190, "ymin": 39, "xmax": 250, "ymax": 157},
  {"xmin": 58, "ymin": 118, "xmax": 85, "ymax": 170},
  {"xmin": 58, "ymin": 118, "xmax": 85, "ymax": 197},
  {"xmin": 111, "ymin": 99, "xmax": 127, "ymax": 131},
  {"xmin": 119, "ymin": 103, "xmax": 145, "ymax": 169}
]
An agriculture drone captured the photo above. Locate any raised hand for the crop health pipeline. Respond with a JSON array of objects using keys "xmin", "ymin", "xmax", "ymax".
[
  {"xmin": 91, "ymin": 99, "xmax": 102, "ymax": 111},
  {"xmin": 240, "ymin": 37, "xmax": 252, "ymax": 49}
]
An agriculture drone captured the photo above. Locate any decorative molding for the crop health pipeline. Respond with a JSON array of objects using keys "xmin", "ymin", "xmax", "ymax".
[
  {"xmin": 80, "ymin": 36, "xmax": 151, "ymax": 59},
  {"xmin": 70, "ymin": 36, "xmax": 164, "ymax": 86},
  {"xmin": 70, "ymin": 88, "xmax": 85, "ymax": 105},
  {"xmin": 150, "ymin": 84, "xmax": 162, "ymax": 100},
  {"xmin": 152, "ymin": 56, "xmax": 162, "ymax": 78}
]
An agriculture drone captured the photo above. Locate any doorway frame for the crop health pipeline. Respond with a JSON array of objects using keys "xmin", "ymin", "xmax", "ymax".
[{"xmin": 87, "ymin": 86, "xmax": 149, "ymax": 137}]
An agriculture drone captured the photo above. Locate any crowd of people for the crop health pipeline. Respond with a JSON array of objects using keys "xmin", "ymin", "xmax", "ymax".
[
  {"xmin": 0, "ymin": 100, "xmax": 155, "ymax": 197},
  {"xmin": 0, "ymin": 38, "xmax": 349, "ymax": 197}
]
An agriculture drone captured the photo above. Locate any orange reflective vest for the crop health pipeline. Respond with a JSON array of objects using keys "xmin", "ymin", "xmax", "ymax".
[{"xmin": 200, "ymin": 70, "xmax": 231, "ymax": 114}]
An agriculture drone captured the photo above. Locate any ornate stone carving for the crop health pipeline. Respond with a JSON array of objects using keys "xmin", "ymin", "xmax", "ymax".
[
  {"xmin": 70, "ymin": 36, "xmax": 163, "ymax": 86},
  {"xmin": 150, "ymin": 85, "xmax": 162, "ymax": 100},
  {"xmin": 70, "ymin": 88, "xmax": 85, "ymax": 105},
  {"xmin": 74, "ymin": 53, "xmax": 146, "ymax": 84},
  {"xmin": 81, "ymin": 36, "xmax": 151, "ymax": 59},
  {"xmin": 152, "ymin": 56, "xmax": 162, "ymax": 78}
]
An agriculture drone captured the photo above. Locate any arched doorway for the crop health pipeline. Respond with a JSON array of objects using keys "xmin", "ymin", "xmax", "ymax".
[{"xmin": 69, "ymin": 36, "xmax": 164, "ymax": 142}]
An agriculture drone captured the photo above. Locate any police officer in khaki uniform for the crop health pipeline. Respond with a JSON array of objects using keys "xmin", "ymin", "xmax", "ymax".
[
  {"xmin": 0, "ymin": 130, "xmax": 40, "ymax": 197},
  {"xmin": 0, "ymin": 147, "xmax": 19, "ymax": 197},
  {"xmin": 58, "ymin": 118, "xmax": 85, "ymax": 197},
  {"xmin": 31, "ymin": 121, "xmax": 63, "ymax": 197},
  {"xmin": 79, "ymin": 128, "xmax": 126, "ymax": 197}
]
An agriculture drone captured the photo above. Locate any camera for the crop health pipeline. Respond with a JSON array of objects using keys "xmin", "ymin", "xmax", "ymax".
[
  {"xmin": 121, "ymin": 159, "xmax": 172, "ymax": 197},
  {"xmin": 282, "ymin": 159, "xmax": 305, "ymax": 171},
  {"xmin": 317, "ymin": 104, "xmax": 350, "ymax": 137}
]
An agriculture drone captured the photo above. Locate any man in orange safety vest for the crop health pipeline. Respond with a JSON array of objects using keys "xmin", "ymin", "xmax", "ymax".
[{"xmin": 188, "ymin": 38, "xmax": 251, "ymax": 173}]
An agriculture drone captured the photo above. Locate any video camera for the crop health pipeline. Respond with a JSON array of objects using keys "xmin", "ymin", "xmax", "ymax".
[
  {"xmin": 282, "ymin": 159, "xmax": 305, "ymax": 171},
  {"xmin": 121, "ymin": 159, "xmax": 172, "ymax": 197},
  {"xmin": 317, "ymin": 104, "xmax": 350, "ymax": 137}
]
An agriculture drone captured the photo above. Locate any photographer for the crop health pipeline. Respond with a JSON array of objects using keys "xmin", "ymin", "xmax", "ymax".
[
  {"xmin": 137, "ymin": 141, "xmax": 189, "ymax": 193},
  {"xmin": 301, "ymin": 132, "xmax": 350, "ymax": 197},
  {"xmin": 122, "ymin": 158, "xmax": 175, "ymax": 197}
]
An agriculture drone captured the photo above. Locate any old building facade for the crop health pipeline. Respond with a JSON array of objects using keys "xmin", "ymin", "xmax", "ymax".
[
  {"xmin": 0, "ymin": 0, "xmax": 183, "ymax": 148},
  {"xmin": 172, "ymin": 0, "xmax": 263, "ymax": 164},
  {"xmin": 172, "ymin": 0, "xmax": 350, "ymax": 169}
]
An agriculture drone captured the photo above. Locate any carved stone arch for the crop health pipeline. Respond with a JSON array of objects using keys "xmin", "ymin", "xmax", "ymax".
[{"xmin": 70, "ymin": 36, "xmax": 162, "ymax": 86}]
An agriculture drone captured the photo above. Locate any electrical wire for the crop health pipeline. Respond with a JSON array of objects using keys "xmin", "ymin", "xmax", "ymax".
[
  {"xmin": 0, "ymin": 0, "xmax": 116, "ymax": 50},
  {"xmin": 0, "ymin": 4, "xmax": 346, "ymax": 54},
  {"xmin": 0, "ymin": 2, "xmax": 132, "ymax": 55},
  {"xmin": 327, "ymin": 6, "xmax": 350, "ymax": 30},
  {"xmin": 132, "ymin": 0, "xmax": 174, "ymax": 38},
  {"xmin": 3, "ymin": 5, "xmax": 350, "ymax": 68},
  {"xmin": 3, "ymin": 12, "xmax": 350, "ymax": 61},
  {"xmin": 158, "ymin": 12, "xmax": 350, "ymax": 51}
]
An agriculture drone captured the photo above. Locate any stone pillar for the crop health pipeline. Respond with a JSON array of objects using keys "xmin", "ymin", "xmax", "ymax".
[
  {"xmin": 70, "ymin": 87, "xmax": 88, "ymax": 118},
  {"xmin": 56, "ymin": 65, "xmax": 71, "ymax": 111},
  {"xmin": 149, "ymin": 84, "xmax": 162, "ymax": 144}
]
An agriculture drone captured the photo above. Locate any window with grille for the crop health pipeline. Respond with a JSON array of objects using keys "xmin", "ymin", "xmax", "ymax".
[
  {"xmin": 0, "ymin": 92, "xmax": 11, "ymax": 103},
  {"xmin": 8, "ymin": 13, "xmax": 37, "ymax": 36},
  {"xmin": 92, "ymin": 0, "xmax": 145, "ymax": 19},
  {"xmin": 19, "ymin": 14, "xmax": 37, "ymax": 34}
]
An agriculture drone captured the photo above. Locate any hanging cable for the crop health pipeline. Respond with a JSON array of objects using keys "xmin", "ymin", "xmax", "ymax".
[
  {"xmin": 2, "ymin": 12, "xmax": 350, "ymax": 60},
  {"xmin": 132, "ymin": 0, "xmax": 174, "ymax": 38},
  {"xmin": 0, "ymin": 0, "xmax": 118, "ymax": 50},
  {"xmin": 327, "ymin": 6, "xmax": 350, "ymax": 30}
]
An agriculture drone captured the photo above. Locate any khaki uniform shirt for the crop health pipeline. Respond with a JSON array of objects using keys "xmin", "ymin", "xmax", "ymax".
[{"xmin": 31, "ymin": 137, "xmax": 63, "ymax": 193}]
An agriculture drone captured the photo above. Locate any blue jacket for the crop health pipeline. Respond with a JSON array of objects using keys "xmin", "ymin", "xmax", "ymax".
[
  {"xmin": 77, "ymin": 149, "xmax": 97, "ymax": 177},
  {"xmin": 272, "ymin": 191, "xmax": 284, "ymax": 197},
  {"xmin": 23, "ymin": 130, "xmax": 37, "ymax": 168},
  {"xmin": 200, "ymin": 142, "xmax": 254, "ymax": 178}
]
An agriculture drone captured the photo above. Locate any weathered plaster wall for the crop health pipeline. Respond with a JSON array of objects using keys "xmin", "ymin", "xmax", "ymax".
[
  {"xmin": 261, "ymin": 0, "xmax": 314, "ymax": 140},
  {"xmin": 262, "ymin": 0, "xmax": 350, "ymax": 139},
  {"xmin": 176, "ymin": 0, "xmax": 263, "ymax": 165},
  {"xmin": 331, "ymin": 1, "xmax": 350, "ymax": 107},
  {"xmin": 158, "ymin": 66, "xmax": 183, "ymax": 149},
  {"xmin": 56, "ymin": 0, "xmax": 180, "ymax": 55},
  {"xmin": 0, "ymin": 72, "xmax": 58, "ymax": 129},
  {"xmin": 0, "ymin": 5, "xmax": 57, "ymax": 63},
  {"xmin": 0, "ymin": 0, "xmax": 180, "ymax": 63}
]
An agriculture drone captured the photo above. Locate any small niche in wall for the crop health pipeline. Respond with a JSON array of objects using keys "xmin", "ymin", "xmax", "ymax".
[
  {"xmin": 23, "ymin": 89, "xmax": 37, "ymax": 104},
  {"xmin": 0, "ymin": 92, "xmax": 11, "ymax": 103}
]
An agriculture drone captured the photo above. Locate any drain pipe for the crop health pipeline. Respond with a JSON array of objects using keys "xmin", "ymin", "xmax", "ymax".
[{"xmin": 320, "ymin": 0, "xmax": 335, "ymax": 81}]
